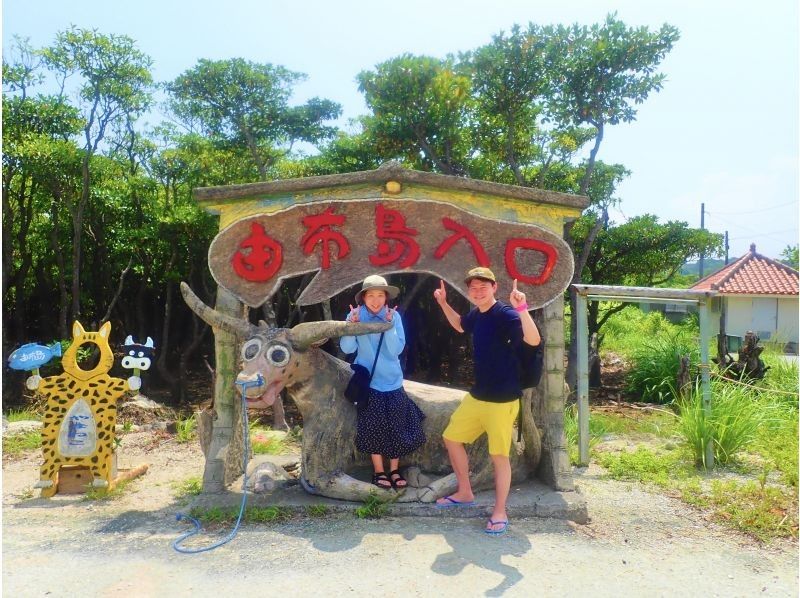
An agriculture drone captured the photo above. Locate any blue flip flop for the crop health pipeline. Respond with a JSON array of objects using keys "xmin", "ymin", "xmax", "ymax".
[
  {"xmin": 484, "ymin": 519, "xmax": 509, "ymax": 535},
  {"xmin": 435, "ymin": 495, "xmax": 476, "ymax": 508}
]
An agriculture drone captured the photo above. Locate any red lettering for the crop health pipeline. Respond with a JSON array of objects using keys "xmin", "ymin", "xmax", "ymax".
[
  {"xmin": 504, "ymin": 238, "xmax": 557, "ymax": 285},
  {"xmin": 232, "ymin": 222, "xmax": 283, "ymax": 282},
  {"xmin": 301, "ymin": 207, "xmax": 350, "ymax": 269},
  {"xmin": 369, "ymin": 204, "xmax": 420, "ymax": 268},
  {"xmin": 433, "ymin": 217, "xmax": 490, "ymax": 266}
]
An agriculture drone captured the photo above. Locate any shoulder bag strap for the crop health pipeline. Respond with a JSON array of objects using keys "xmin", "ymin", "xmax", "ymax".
[{"xmin": 368, "ymin": 333, "xmax": 385, "ymax": 382}]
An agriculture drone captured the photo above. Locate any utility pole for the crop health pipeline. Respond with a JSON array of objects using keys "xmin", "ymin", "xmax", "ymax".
[
  {"xmin": 724, "ymin": 230, "xmax": 729, "ymax": 265},
  {"xmin": 699, "ymin": 203, "xmax": 705, "ymax": 278}
]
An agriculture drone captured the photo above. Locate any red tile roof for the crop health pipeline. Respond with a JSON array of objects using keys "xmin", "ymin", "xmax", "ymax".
[{"xmin": 691, "ymin": 244, "xmax": 799, "ymax": 295}]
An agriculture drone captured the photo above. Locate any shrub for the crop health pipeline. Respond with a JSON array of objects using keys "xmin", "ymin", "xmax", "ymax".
[
  {"xmin": 677, "ymin": 380, "xmax": 762, "ymax": 467},
  {"xmin": 626, "ymin": 329, "xmax": 699, "ymax": 403}
]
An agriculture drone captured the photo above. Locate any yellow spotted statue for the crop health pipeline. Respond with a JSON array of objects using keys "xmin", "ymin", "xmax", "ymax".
[{"xmin": 27, "ymin": 321, "xmax": 140, "ymax": 497}]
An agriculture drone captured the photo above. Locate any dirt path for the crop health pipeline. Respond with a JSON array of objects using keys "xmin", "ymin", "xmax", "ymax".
[{"xmin": 2, "ymin": 430, "xmax": 798, "ymax": 597}]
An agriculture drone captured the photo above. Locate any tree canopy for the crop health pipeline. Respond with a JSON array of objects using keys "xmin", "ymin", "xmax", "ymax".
[{"xmin": 3, "ymin": 15, "xmax": 713, "ymax": 402}]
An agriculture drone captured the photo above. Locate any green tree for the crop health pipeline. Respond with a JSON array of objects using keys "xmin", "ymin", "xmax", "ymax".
[
  {"xmin": 572, "ymin": 214, "xmax": 723, "ymax": 339},
  {"xmin": 779, "ymin": 245, "xmax": 799, "ymax": 270},
  {"xmin": 357, "ymin": 54, "xmax": 472, "ymax": 175},
  {"xmin": 41, "ymin": 27, "xmax": 153, "ymax": 323},
  {"xmin": 3, "ymin": 37, "xmax": 85, "ymax": 339},
  {"xmin": 166, "ymin": 58, "xmax": 341, "ymax": 181}
]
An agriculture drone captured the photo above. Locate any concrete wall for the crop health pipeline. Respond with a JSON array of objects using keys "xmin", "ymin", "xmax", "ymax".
[{"xmin": 719, "ymin": 295, "xmax": 798, "ymax": 350}]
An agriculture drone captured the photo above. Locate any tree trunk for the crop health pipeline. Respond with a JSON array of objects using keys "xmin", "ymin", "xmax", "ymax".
[
  {"xmin": 70, "ymin": 154, "xmax": 91, "ymax": 322},
  {"xmin": 50, "ymin": 195, "xmax": 70, "ymax": 340}
]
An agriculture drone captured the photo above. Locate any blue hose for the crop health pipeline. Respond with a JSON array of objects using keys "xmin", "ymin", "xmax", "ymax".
[{"xmin": 172, "ymin": 374, "xmax": 264, "ymax": 554}]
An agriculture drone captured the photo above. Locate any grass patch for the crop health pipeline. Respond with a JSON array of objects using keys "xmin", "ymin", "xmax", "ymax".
[
  {"xmin": 682, "ymin": 479, "xmax": 798, "ymax": 542},
  {"xmin": 175, "ymin": 415, "xmax": 197, "ymax": 443},
  {"xmin": 595, "ymin": 446, "xmax": 689, "ymax": 488},
  {"xmin": 187, "ymin": 505, "xmax": 291, "ymax": 525},
  {"xmin": 355, "ymin": 492, "xmax": 392, "ymax": 519},
  {"xmin": 173, "ymin": 476, "xmax": 203, "ymax": 499},
  {"xmin": 564, "ymin": 405, "xmax": 679, "ymax": 465},
  {"xmin": 306, "ymin": 504, "xmax": 330, "ymax": 517},
  {"xmin": 84, "ymin": 479, "xmax": 132, "ymax": 501},
  {"xmin": 2, "ymin": 431, "xmax": 41, "ymax": 455},
  {"xmin": 5, "ymin": 408, "xmax": 42, "ymax": 422}
]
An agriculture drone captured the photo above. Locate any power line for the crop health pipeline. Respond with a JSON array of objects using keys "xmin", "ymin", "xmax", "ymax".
[{"xmin": 707, "ymin": 200, "xmax": 798, "ymax": 216}]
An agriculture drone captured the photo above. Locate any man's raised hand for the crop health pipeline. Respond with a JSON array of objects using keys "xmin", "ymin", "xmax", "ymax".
[
  {"xmin": 509, "ymin": 278, "xmax": 527, "ymax": 309},
  {"xmin": 433, "ymin": 280, "xmax": 447, "ymax": 305}
]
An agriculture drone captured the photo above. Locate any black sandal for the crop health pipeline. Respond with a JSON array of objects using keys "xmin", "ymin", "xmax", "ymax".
[
  {"xmin": 389, "ymin": 469, "xmax": 407, "ymax": 489},
  {"xmin": 372, "ymin": 472, "xmax": 392, "ymax": 490}
]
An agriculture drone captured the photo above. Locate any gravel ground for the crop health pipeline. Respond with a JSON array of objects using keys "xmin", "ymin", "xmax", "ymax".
[{"xmin": 2, "ymin": 429, "xmax": 798, "ymax": 597}]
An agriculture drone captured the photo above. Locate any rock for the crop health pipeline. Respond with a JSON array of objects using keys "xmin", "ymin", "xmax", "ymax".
[{"xmin": 246, "ymin": 462, "xmax": 292, "ymax": 493}]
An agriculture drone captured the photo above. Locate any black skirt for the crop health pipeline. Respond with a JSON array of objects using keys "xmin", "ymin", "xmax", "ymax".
[{"xmin": 355, "ymin": 387, "xmax": 426, "ymax": 458}]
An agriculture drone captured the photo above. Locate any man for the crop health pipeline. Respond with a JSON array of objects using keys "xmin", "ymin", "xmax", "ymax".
[{"xmin": 433, "ymin": 267, "xmax": 541, "ymax": 535}]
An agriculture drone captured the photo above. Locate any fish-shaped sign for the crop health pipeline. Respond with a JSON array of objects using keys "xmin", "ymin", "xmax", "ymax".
[
  {"xmin": 208, "ymin": 199, "xmax": 574, "ymax": 309},
  {"xmin": 8, "ymin": 342, "xmax": 63, "ymax": 371}
]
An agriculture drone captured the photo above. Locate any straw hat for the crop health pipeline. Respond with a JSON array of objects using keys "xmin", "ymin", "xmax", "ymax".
[{"xmin": 354, "ymin": 274, "xmax": 400, "ymax": 304}]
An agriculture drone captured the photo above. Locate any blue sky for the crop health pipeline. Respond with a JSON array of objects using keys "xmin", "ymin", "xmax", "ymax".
[{"xmin": 4, "ymin": 0, "xmax": 798, "ymax": 260}]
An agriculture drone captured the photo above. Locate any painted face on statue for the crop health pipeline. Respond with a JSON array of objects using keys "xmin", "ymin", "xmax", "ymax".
[
  {"xmin": 363, "ymin": 289, "xmax": 388, "ymax": 314},
  {"xmin": 467, "ymin": 279, "xmax": 497, "ymax": 311}
]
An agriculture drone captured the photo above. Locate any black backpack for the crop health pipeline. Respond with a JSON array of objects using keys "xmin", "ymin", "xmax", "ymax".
[{"xmin": 517, "ymin": 341, "xmax": 544, "ymax": 390}]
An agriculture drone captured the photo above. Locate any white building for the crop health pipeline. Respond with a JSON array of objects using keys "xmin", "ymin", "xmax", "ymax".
[{"xmin": 690, "ymin": 244, "xmax": 799, "ymax": 353}]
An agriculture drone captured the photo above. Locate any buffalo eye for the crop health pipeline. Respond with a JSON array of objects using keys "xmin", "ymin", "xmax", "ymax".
[
  {"xmin": 128, "ymin": 350, "xmax": 136, "ymax": 356},
  {"xmin": 241, "ymin": 339, "xmax": 263, "ymax": 361},
  {"xmin": 266, "ymin": 345, "xmax": 290, "ymax": 367}
]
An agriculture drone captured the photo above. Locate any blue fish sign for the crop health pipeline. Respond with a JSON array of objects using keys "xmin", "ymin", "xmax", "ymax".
[{"xmin": 8, "ymin": 342, "xmax": 62, "ymax": 372}]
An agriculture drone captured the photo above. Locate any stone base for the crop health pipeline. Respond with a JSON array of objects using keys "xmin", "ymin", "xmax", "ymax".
[{"xmin": 189, "ymin": 455, "xmax": 588, "ymax": 524}]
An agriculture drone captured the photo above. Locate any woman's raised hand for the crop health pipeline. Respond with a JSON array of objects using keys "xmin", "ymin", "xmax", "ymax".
[
  {"xmin": 386, "ymin": 305, "xmax": 398, "ymax": 322},
  {"xmin": 347, "ymin": 304, "xmax": 360, "ymax": 322}
]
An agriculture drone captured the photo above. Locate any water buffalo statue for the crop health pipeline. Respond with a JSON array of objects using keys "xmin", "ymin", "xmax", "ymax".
[{"xmin": 182, "ymin": 282, "xmax": 542, "ymax": 502}]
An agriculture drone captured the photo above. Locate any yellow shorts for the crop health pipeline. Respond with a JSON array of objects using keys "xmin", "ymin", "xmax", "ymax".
[{"xmin": 443, "ymin": 393, "xmax": 520, "ymax": 457}]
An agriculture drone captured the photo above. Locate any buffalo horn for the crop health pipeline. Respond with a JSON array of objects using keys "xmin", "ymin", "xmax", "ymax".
[
  {"xmin": 289, "ymin": 320, "xmax": 391, "ymax": 349},
  {"xmin": 180, "ymin": 282, "xmax": 254, "ymax": 338}
]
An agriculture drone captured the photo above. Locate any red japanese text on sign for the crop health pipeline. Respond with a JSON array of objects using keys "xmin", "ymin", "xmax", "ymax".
[
  {"xmin": 231, "ymin": 222, "xmax": 283, "ymax": 282},
  {"xmin": 300, "ymin": 207, "xmax": 350, "ymax": 270},
  {"xmin": 369, "ymin": 204, "xmax": 420, "ymax": 268},
  {"xmin": 433, "ymin": 217, "xmax": 490, "ymax": 266}
]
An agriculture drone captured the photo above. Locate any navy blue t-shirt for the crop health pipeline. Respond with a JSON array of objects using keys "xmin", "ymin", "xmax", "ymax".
[{"xmin": 461, "ymin": 301, "xmax": 523, "ymax": 403}]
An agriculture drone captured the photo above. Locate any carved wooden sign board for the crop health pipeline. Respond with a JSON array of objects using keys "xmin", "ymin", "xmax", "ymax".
[{"xmin": 208, "ymin": 199, "xmax": 574, "ymax": 309}]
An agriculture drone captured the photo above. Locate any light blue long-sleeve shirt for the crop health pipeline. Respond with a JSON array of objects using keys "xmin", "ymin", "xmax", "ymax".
[{"xmin": 340, "ymin": 305, "xmax": 405, "ymax": 391}]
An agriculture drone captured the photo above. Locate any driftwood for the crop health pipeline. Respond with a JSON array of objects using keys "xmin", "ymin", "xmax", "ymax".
[
  {"xmin": 588, "ymin": 333, "xmax": 601, "ymax": 388},
  {"xmin": 719, "ymin": 331, "xmax": 770, "ymax": 381},
  {"xmin": 181, "ymin": 282, "xmax": 542, "ymax": 503},
  {"xmin": 676, "ymin": 354, "xmax": 692, "ymax": 399}
]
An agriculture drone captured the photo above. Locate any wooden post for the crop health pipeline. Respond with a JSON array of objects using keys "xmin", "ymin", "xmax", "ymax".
[{"xmin": 202, "ymin": 286, "xmax": 246, "ymax": 492}]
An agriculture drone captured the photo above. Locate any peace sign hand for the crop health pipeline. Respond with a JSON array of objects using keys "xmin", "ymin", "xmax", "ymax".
[
  {"xmin": 386, "ymin": 305, "xmax": 398, "ymax": 322},
  {"xmin": 347, "ymin": 304, "xmax": 360, "ymax": 323},
  {"xmin": 509, "ymin": 279, "xmax": 527, "ymax": 309}
]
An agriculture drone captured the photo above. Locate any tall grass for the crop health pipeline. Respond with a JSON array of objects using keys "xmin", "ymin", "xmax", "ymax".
[
  {"xmin": 677, "ymin": 380, "xmax": 762, "ymax": 467},
  {"xmin": 602, "ymin": 308, "xmax": 697, "ymax": 357},
  {"xmin": 626, "ymin": 329, "xmax": 700, "ymax": 404}
]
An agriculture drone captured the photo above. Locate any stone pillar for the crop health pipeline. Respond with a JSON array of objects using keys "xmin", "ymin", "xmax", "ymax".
[
  {"xmin": 202, "ymin": 286, "xmax": 246, "ymax": 492},
  {"xmin": 534, "ymin": 295, "xmax": 574, "ymax": 491}
]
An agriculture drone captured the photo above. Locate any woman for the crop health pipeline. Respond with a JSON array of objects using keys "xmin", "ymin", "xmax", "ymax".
[{"xmin": 340, "ymin": 275, "xmax": 426, "ymax": 489}]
